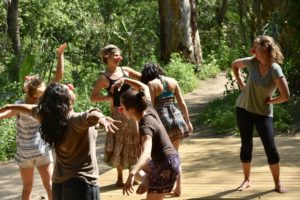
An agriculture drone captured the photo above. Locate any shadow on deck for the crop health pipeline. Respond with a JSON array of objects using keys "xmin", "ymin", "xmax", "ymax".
[{"xmin": 99, "ymin": 135, "xmax": 300, "ymax": 200}]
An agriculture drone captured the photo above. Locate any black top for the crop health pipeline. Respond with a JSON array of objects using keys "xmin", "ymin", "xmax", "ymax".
[
  {"xmin": 139, "ymin": 106, "xmax": 175, "ymax": 162},
  {"xmin": 104, "ymin": 67, "xmax": 130, "ymax": 107}
]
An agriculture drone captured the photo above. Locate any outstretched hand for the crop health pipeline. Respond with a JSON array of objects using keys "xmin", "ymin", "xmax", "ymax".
[
  {"xmin": 57, "ymin": 43, "xmax": 67, "ymax": 55},
  {"xmin": 98, "ymin": 116, "xmax": 120, "ymax": 133},
  {"xmin": 110, "ymin": 78, "xmax": 125, "ymax": 94},
  {"xmin": 123, "ymin": 173, "xmax": 135, "ymax": 196}
]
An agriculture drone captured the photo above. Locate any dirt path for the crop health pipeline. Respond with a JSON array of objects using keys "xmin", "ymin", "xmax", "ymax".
[
  {"xmin": 184, "ymin": 72, "xmax": 228, "ymax": 134},
  {"xmin": 0, "ymin": 73, "xmax": 229, "ymax": 200}
]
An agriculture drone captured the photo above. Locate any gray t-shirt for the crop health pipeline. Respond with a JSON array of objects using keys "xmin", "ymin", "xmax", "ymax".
[{"xmin": 236, "ymin": 57, "xmax": 284, "ymax": 117}]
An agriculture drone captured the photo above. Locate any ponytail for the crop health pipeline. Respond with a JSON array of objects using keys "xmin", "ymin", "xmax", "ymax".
[{"xmin": 120, "ymin": 88, "xmax": 150, "ymax": 113}]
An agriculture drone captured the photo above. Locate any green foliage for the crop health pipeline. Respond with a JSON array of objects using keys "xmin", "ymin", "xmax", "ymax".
[
  {"xmin": 198, "ymin": 53, "xmax": 221, "ymax": 79},
  {"xmin": 19, "ymin": 55, "xmax": 35, "ymax": 86},
  {"xmin": 198, "ymin": 92, "xmax": 240, "ymax": 135},
  {"xmin": 0, "ymin": 119, "xmax": 16, "ymax": 161},
  {"xmin": 0, "ymin": 81, "xmax": 22, "ymax": 106},
  {"xmin": 198, "ymin": 91, "xmax": 296, "ymax": 136},
  {"xmin": 165, "ymin": 54, "xmax": 198, "ymax": 93}
]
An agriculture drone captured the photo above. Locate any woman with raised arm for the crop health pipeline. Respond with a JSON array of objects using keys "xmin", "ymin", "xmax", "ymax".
[
  {"xmin": 121, "ymin": 89, "xmax": 180, "ymax": 200},
  {"xmin": 90, "ymin": 44, "xmax": 141, "ymax": 186},
  {"xmin": 0, "ymin": 83, "xmax": 119, "ymax": 200},
  {"xmin": 232, "ymin": 35, "xmax": 289, "ymax": 193},
  {"xmin": 0, "ymin": 43, "xmax": 67, "ymax": 200}
]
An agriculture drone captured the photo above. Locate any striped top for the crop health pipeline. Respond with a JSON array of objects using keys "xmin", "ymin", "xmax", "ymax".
[{"xmin": 15, "ymin": 100, "xmax": 51, "ymax": 162}]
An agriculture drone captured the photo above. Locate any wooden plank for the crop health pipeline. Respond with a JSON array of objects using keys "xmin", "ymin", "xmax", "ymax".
[{"xmin": 99, "ymin": 136, "xmax": 300, "ymax": 200}]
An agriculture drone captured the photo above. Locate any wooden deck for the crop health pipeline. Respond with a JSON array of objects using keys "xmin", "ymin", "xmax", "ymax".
[
  {"xmin": 0, "ymin": 135, "xmax": 299, "ymax": 199},
  {"xmin": 99, "ymin": 135, "xmax": 300, "ymax": 200}
]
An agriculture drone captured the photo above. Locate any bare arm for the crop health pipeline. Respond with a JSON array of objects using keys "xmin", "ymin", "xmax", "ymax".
[
  {"xmin": 52, "ymin": 43, "xmax": 67, "ymax": 83},
  {"xmin": 231, "ymin": 58, "xmax": 246, "ymax": 89},
  {"xmin": 87, "ymin": 109, "xmax": 120, "ymax": 133},
  {"xmin": 90, "ymin": 75, "xmax": 113, "ymax": 103},
  {"xmin": 123, "ymin": 134, "xmax": 152, "ymax": 195},
  {"xmin": 110, "ymin": 77, "xmax": 151, "ymax": 100},
  {"xmin": 0, "ymin": 109, "xmax": 18, "ymax": 120},
  {"xmin": 148, "ymin": 82, "xmax": 156, "ymax": 104},
  {"xmin": 0, "ymin": 104, "xmax": 37, "ymax": 120},
  {"xmin": 123, "ymin": 67, "xmax": 141, "ymax": 80},
  {"xmin": 266, "ymin": 77, "xmax": 290, "ymax": 104},
  {"xmin": 174, "ymin": 82, "xmax": 193, "ymax": 133},
  {"xmin": 130, "ymin": 135, "xmax": 152, "ymax": 175}
]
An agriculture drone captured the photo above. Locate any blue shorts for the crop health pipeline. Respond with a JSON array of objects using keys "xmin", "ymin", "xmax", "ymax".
[{"xmin": 148, "ymin": 153, "xmax": 180, "ymax": 194}]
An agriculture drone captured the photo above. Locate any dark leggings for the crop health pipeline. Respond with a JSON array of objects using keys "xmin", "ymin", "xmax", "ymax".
[
  {"xmin": 52, "ymin": 177, "xmax": 100, "ymax": 200},
  {"xmin": 236, "ymin": 107, "xmax": 280, "ymax": 165}
]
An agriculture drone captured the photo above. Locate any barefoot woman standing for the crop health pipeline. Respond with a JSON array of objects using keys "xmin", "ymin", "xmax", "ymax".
[{"xmin": 232, "ymin": 35, "xmax": 290, "ymax": 193}]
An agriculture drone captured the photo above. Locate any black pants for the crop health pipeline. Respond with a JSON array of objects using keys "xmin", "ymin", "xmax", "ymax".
[
  {"xmin": 52, "ymin": 177, "xmax": 100, "ymax": 200},
  {"xmin": 236, "ymin": 107, "xmax": 280, "ymax": 164}
]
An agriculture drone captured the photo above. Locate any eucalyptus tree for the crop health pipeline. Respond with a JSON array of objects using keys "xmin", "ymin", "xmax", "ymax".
[
  {"xmin": 158, "ymin": 0, "xmax": 202, "ymax": 69},
  {"xmin": 4, "ymin": 0, "xmax": 21, "ymax": 57}
]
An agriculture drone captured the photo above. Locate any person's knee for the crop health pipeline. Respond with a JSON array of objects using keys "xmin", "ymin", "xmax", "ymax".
[
  {"xmin": 267, "ymin": 153, "xmax": 280, "ymax": 164},
  {"xmin": 240, "ymin": 146, "xmax": 252, "ymax": 162}
]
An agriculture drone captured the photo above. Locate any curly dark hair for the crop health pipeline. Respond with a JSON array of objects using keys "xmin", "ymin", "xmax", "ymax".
[
  {"xmin": 141, "ymin": 62, "xmax": 165, "ymax": 84},
  {"xmin": 38, "ymin": 83, "xmax": 71, "ymax": 149}
]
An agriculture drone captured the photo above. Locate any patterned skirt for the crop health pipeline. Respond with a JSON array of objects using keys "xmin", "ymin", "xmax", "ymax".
[
  {"xmin": 104, "ymin": 107, "xmax": 141, "ymax": 169},
  {"xmin": 155, "ymin": 97, "xmax": 189, "ymax": 141},
  {"xmin": 148, "ymin": 153, "xmax": 180, "ymax": 193}
]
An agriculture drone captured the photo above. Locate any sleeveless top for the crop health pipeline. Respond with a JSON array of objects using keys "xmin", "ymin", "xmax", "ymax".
[
  {"xmin": 155, "ymin": 76, "xmax": 174, "ymax": 101},
  {"xmin": 103, "ymin": 67, "xmax": 130, "ymax": 107},
  {"xmin": 15, "ymin": 100, "xmax": 51, "ymax": 162},
  {"xmin": 154, "ymin": 76, "xmax": 189, "ymax": 141}
]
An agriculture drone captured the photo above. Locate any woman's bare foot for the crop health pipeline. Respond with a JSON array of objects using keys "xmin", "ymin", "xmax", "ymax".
[
  {"xmin": 237, "ymin": 179, "xmax": 251, "ymax": 191},
  {"xmin": 167, "ymin": 189, "xmax": 181, "ymax": 197},
  {"xmin": 275, "ymin": 183, "xmax": 287, "ymax": 193},
  {"xmin": 136, "ymin": 174, "xmax": 149, "ymax": 194}
]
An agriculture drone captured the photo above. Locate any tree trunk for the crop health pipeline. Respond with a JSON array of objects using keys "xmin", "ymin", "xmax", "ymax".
[
  {"xmin": 216, "ymin": 0, "xmax": 228, "ymax": 26},
  {"xmin": 6, "ymin": 0, "xmax": 21, "ymax": 57},
  {"xmin": 237, "ymin": 0, "xmax": 248, "ymax": 46},
  {"xmin": 159, "ymin": 0, "xmax": 202, "ymax": 68}
]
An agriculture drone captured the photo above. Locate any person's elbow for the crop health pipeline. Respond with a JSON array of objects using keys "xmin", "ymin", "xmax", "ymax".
[
  {"xmin": 231, "ymin": 60, "xmax": 238, "ymax": 70},
  {"xmin": 87, "ymin": 112, "xmax": 101, "ymax": 125},
  {"xmin": 282, "ymin": 91, "xmax": 290, "ymax": 102},
  {"xmin": 90, "ymin": 94, "xmax": 97, "ymax": 102}
]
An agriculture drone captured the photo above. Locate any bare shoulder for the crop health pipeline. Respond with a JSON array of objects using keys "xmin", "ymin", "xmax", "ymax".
[
  {"xmin": 148, "ymin": 79, "xmax": 160, "ymax": 86},
  {"xmin": 122, "ymin": 66, "xmax": 134, "ymax": 73},
  {"xmin": 165, "ymin": 76, "xmax": 178, "ymax": 89},
  {"xmin": 94, "ymin": 73, "xmax": 110, "ymax": 88}
]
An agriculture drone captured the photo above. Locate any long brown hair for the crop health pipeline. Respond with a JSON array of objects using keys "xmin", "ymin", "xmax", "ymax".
[{"xmin": 253, "ymin": 35, "xmax": 284, "ymax": 64}]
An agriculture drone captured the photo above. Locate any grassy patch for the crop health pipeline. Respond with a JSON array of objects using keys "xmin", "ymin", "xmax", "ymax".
[{"xmin": 197, "ymin": 91, "xmax": 298, "ymax": 136}]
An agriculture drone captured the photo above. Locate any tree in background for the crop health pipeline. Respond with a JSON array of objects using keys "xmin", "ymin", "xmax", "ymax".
[
  {"xmin": 159, "ymin": 0, "xmax": 202, "ymax": 69},
  {"xmin": 3, "ymin": 0, "xmax": 21, "ymax": 81}
]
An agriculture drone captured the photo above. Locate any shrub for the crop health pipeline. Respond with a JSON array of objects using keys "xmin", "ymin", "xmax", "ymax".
[
  {"xmin": 165, "ymin": 53, "xmax": 198, "ymax": 93},
  {"xmin": 0, "ymin": 119, "xmax": 16, "ymax": 161},
  {"xmin": 198, "ymin": 91, "xmax": 296, "ymax": 136}
]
